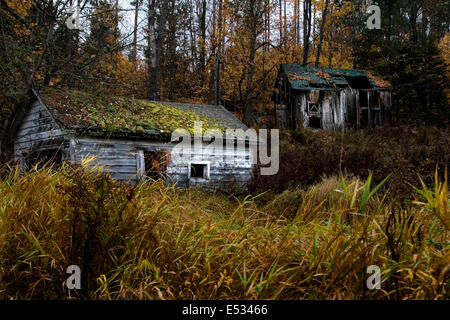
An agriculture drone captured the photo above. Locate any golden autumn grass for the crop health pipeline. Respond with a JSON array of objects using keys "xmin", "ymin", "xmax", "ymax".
[{"xmin": 0, "ymin": 161, "xmax": 448, "ymax": 300}]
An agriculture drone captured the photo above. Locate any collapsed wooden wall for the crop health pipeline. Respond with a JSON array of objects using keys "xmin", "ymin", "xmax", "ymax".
[{"xmin": 14, "ymin": 100, "xmax": 69, "ymax": 170}]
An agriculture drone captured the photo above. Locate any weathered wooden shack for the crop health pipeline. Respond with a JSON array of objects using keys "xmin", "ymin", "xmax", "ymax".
[
  {"xmin": 272, "ymin": 64, "xmax": 393, "ymax": 130},
  {"xmin": 11, "ymin": 88, "xmax": 254, "ymax": 187}
]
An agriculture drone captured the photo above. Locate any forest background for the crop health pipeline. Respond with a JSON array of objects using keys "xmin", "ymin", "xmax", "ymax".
[{"xmin": 0, "ymin": 1, "xmax": 448, "ymax": 153}]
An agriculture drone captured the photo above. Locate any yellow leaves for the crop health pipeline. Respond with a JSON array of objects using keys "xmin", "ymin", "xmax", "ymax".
[
  {"xmin": 32, "ymin": 47, "xmax": 43, "ymax": 56},
  {"xmin": 438, "ymin": 33, "xmax": 450, "ymax": 66},
  {"xmin": 49, "ymin": 76, "xmax": 61, "ymax": 87},
  {"xmin": 438, "ymin": 33, "xmax": 450, "ymax": 100},
  {"xmin": 6, "ymin": 0, "xmax": 32, "ymax": 17},
  {"xmin": 12, "ymin": 26, "xmax": 31, "ymax": 37},
  {"xmin": 367, "ymin": 72, "xmax": 391, "ymax": 88},
  {"xmin": 334, "ymin": 1, "xmax": 354, "ymax": 17}
]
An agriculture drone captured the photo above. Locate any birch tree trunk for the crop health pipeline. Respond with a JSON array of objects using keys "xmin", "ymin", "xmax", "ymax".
[{"xmin": 131, "ymin": 0, "xmax": 139, "ymax": 63}]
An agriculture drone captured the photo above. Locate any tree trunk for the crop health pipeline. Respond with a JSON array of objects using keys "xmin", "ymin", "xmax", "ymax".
[
  {"xmin": 189, "ymin": 0, "xmax": 197, "ymax": 72},
  {"xmin": 302, "ymin": 0, "xmax": 312, "ymax": 65},
  {"xmin": 283, "ymin": 0, "xmax": 287, "ymax": 45},
  {"xmin": 208, "ymin": 0, "xmax": 218, "ymax": 104},
  {"xmin": 198, "ymin": 0, "xmax": 207, "ymax": 80},
  {"xmin": 148, "ymin": 0, "xmax": 168, "ymax": 100},
  {"xmin": 244, "ymin": 1, "xmax": 260, "ymax": 125},
  {"xmin": 328, "ymin": 3, "xmax": 334, "ymax": 68},
  {"xmin": 131, "ymin": 0, "xmax": 139, "ymax": 63},
  {"xmin": 278, "ymin": 0, "xmax": 282, "ymax": 46},
  {"xmin": 168, "ymin": 0, "xmax": 177, "ymax": 100},
  {"xmin": 244, "ymin": 34, "xmax": 256, "ymax": 124},
  {"xmin": 315, "ymin": 0, "xmax": 329, "ymax": 67},
  {"xmin": 215, "ymin": 0, "xmax": 223, "ymax": 105}
]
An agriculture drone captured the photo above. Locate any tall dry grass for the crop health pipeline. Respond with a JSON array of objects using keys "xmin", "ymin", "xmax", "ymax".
[{"xmin": 0, "ymin": 163, "xmax": 448, "ymax": 300}]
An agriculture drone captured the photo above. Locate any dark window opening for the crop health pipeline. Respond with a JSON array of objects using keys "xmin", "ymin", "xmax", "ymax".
[
  {"xmin": 371, "ymin": 110, "xmax": 380, "ymax": 127},
  {"xmin": 360, "ymin": 109, "xmax": 369, "ymax": 128},
  {"xmin": 190, "ymin": 164, "xmax": 207, "ymax": 179},
  {"xmin": 309, "ymin": 117, "xmax": 321, "ymax": 129},
  {"xmin": 144, "ymin": 150, "xmax": 170, "ymax": 180},
  {"xmin": 25, "ymin": 148, "xmax": 62, "ymax": 170},
  {"xmin": 360, "ymin": 92, "xmax": 368, "ymax": 109},
  {"xmin": 372, "ymin": 91, "xmax": 380, "ymax": 109},
  {"xmin": 345, "ymin": 76, "xmax": 371, "ymax": 89}
]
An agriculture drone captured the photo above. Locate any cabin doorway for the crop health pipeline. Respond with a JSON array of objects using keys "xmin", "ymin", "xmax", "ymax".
[
  {"xmin": 24, "ymin": 148, "xmax": 62, "ymax": 171},
  {"xmin": 144, "ymin": 150, "xmax": 170, "ymax": 180},
  {"xmin": 359, "ymin": 92, "xmax": 369, "ymax": 128}
]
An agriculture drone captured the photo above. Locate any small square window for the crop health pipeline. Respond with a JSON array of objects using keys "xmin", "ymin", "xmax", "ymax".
[{"xmin": 190, "ymin": 163, "xmax": 207, "ymax": 178}]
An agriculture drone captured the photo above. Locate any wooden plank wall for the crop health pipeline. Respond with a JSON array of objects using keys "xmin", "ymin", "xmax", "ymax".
[
  {"xmin": 282, "ymin": 88, "xmax": 392, "ymax": 131},
  {"xmin": 380, "ymin": 91, "xmax": 392, "ymax": 125},
  {"xmin": 72, "ymin": 139, "xmax": 141, "ymax": 183},
  {"xmin": 72, "ymin": 137, "xmax": 253, "ymax": 187},
  {"xmin": 344, "ymin": 89, "xmax": 357, "ymax": 128},
  {"xmin": 168, "ymin": 143, "xmax": 253, "ymax": 188},
  {"xmin": 14, "ymin": 100, "xmax": 68, "ymax": 167},
  {"xmin": 14, "ymin": 100, "xmax": 253, "ymax": 188},
  {"xmin": 321, "ymin": 91, "xmax": 346, "ymax": 130}
]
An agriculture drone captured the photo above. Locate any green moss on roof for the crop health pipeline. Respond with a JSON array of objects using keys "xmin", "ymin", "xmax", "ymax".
[{"xmin": 39, "ymin": 88, "xmax": 228, "ymax": 136}]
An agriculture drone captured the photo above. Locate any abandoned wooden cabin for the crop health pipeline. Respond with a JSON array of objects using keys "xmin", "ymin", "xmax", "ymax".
[
  {"xmin": 11, "ymin": 88, "xmax": 254, "ymax": 187},
  {"xmin": 272, "ymin": 64, "xmax": 393, "ymax": 130}
]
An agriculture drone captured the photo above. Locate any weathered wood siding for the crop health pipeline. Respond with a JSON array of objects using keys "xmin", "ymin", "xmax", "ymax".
[
  {"xmin": 276, "ymin": 104, "xmax": 289, "ymax": 129},
  {"xmin": 72, "ymin": 137, "xmax": 253, "ymax": 187},
  {"xmin": 14, "ymin": 100, "xmax": 69, "ymax": 167},
  {"xmin": 167, "ymin": 143, "xmax": 253, "ymax": 188},
  {"xmin": 320, "ymin": 91, "xmax": 346, "ymax": 130},
  {"xmin": 345, "ymin": 89, "xmax": 358, "ymax": 128},
  {"xmin": 295, "ymin": 92, "xmax": 309, "ymax": 128},
  {"xmin": 380, "ymin": 91, "xmax": 392, "ymax": 126},
  {"xmin": 71, "ymin": 138, "xmax": 143, "ymax": 183},
  {"xmin": 15, "ymin": 100, "xmax": 253, "ymax": 187},
  {"xmin": 279, "ymin": 89, "xmax": 392, "ymax": 131}
]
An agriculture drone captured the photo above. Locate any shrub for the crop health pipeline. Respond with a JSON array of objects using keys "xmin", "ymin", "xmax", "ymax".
[
  {"xmin": 0, "ymin": 163, "xmax": 448, "ymax": 300},
  {"xmin": 0, "ymin": 162, "xmax": 156, "ymax": 299},
  {"xmin": 248, "ymin": 127, "xmax": 450, "ymax": 201}
]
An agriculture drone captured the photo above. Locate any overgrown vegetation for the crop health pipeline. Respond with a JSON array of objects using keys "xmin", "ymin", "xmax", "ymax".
[
  {"xmin": 249, "ymin": 127, "xmax": 450, "ymax": 200},
  {"xmin": 40, "ymin": 88, "xmax": 227, "ymax": 135},
  {"xmin": 0, "ymin": 160, "xmax": 448, "ymax": 300}
]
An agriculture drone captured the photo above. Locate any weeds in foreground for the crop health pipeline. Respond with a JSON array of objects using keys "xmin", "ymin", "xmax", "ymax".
[{"xmin": 0, "ymin": 164, "xmax": 448, "ymax": 300}]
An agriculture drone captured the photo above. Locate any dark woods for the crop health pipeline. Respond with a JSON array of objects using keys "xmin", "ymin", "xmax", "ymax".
[{"xmin": 0, "ymin": 1, "xmax": 448, "ymax": 153}]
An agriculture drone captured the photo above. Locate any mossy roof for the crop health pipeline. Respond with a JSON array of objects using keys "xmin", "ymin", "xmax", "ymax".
[
  {"xmin": 281, "ymin": 64, "xmax": 392, "ymax": 90},
  {"xmin": 38, "ymin": 88, "xmax": 247, "ymax": 140}
]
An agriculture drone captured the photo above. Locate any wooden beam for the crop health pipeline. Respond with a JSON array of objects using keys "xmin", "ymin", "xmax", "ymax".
[
  {"xmin": 356, "ymin": 91, "xmax": 360, "ymax": 129},
  {"xmin": 367, "ymin": 92, "xmax": 371, "ymax": 128}
]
